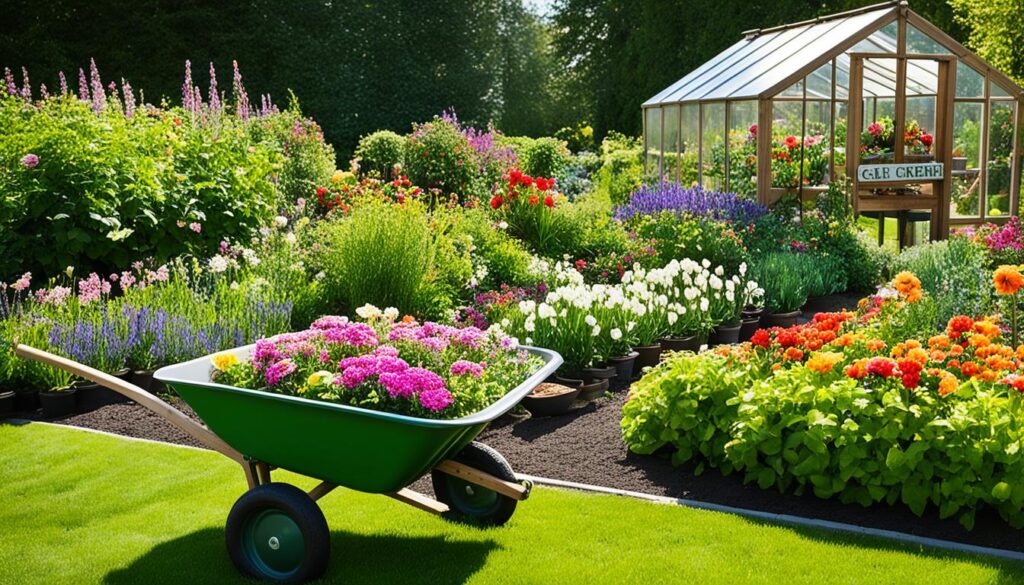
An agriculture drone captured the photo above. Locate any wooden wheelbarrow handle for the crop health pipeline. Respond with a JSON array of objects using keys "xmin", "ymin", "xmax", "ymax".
[{"xmin": 13, "ymin": 344, "xmax": 245, "ymax": 465}]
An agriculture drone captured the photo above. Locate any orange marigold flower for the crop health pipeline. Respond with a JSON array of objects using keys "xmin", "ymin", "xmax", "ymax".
[
  {"xmin": 947, "ymin": 315, "xmax": 975, "ymax": 339},
  {"xmin": 771, "ymin": 363, "xmax": 783, "ymax": 372},
  {"xmin": 866, "ymin": 339, "xmax": 886, "ymax": 352},
  {"xmin": 930, "ymin": 349, "xmax": 947, "ymax": 362},
  {"xmin": 938, "ymin": 374, "xmax": 959, "ymax": 397},
  {"xmin": 978, "ymin": 368, "xmax": 998, "ymax": 382},
  {"xmin": 783, "ymin": 347, "xmax": 805, "ymax": 361},
  {"xmin": 806, "ymin": 351, "xmax": 844, "ymax": 374},
  {"xmin": 928, "ymin": 335, "xmax": 951, "ymax": 349},
  {"xmin": 969, "ymin": 334, "xmax": 991, "ymax": 348},
  {"xmin": 961, "ymin": 361, "xmax": 981, "ymax": 377},
  {"xmin": 974, "ymin": 319, "xmax": 1001, "ymax": 339},
  {"xmin": 949, "ymin": 344, "xmax": 965, "ymax": 356},
  {"xmin": 905, "ymin": 340, "xmax": 922, "ymax": 350},
  {"xmin": 833, "ymin": 333, "xmax": 855, "ymax": 347},
  {"xmin": 1016, "ymin": 345, "xmax": 1024, "ymax": 360},
  {"xmin": 994, "ymin": 265, "xmax": 1024, "ymax": 296},
  {"xmin": 906, "ymin": 347, "xmax": 929, "ymax": 365},
  {"xmin": 845, "ymin": 359, "xmax": 868, "ymax": 379},
  {"xmin": 948, "ymin": 358, "xmax": 961, "ymax": 369}
]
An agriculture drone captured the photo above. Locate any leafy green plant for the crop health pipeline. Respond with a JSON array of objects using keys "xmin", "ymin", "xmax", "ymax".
[
  {"xmin": 520, "ymin": 137, "xmax": 571, "ymax": 179},
  {"xmin": 354, "ymin": 130, "xmax": 406, "ymax": 180},
  {"xmin": 894, "ymin": 238, "xmax": 992, "ymax": 323},
  {"xmin": 247, "ymin": 103, "xmax": 336, "ymax": 204},
  {"xmin": 753, "ymin": 252, "xmax": 809, "ymax": 313},
  {"xmin": 403, "ymin": 116, "xmax": 479, "ymax": 201}
]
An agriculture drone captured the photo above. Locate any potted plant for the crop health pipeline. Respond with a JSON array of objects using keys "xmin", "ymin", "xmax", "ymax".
[
  {"xmin": 739, "ymin": 277, "xmax": 765, "ymax": 342},
  {"xmin": 754, "ymin": 252, "xmax": 808, "ymax": 328},
  {"xmin": 0, "ymin": 388, "xmax": 14, "ymax": 417},
  {"xmin": 708, "ymin": 265, "xmax": 757, "ymax": 346},
  {"xmin": 801, "ymin": 253, "xmax": 847, "ymax": 316},
  {"xmin": 38, "ymin": 367, "xmax": 76, "ymax": 419},
  {"xmin": 952, "ymin": 145, "xmax": 968, "ymax": 172},
  {"xmin": 904, "ymin": 120, "xmax": 934, "ymax": 163},
  {"xmin": 521, "ymin": 383, "xmax": 580, "ymax": 417},
  {"xmin": 860, "ymin": 118, "xmax": 895, "ymax": 164}
]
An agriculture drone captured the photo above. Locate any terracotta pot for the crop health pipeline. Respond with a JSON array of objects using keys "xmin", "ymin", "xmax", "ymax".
[
  {"xmin": 632, "ymin": 345, "xmax": 662, "ymax": 377},
  {"xmin": 521, "ymin": 383, "xmax": 580, "ymax": 417},
  {"xmin": 607, "ymin": 352, "xmax": 638, "ymax": 384},
  {"xmin": 40, "ymin": 388, "xmax": 77, "ymax": 419},
  {"xmin": 739, "ymin": 318, "xmax": 761, "ymax": 343},
  {"xmin": 659, "ymin": 335, "xmax": 701, "ymax": 353},
  {"xmin": 14, "ymin": 388, "xmax": 39, "ymax": 412},
  {"xmin": 766, "ymin": 310, "xmax": 801, "ymax": 328},
  {"xmin": 0, "ymin": 390, "xmax": 15, "ymax": 417},
  {"xmin": 709, "ymin": 323, "xmax": 742, "ymax": 346},
  {"xmin": 576, "ymin": 377, "xmax": 610, "ymax": 401},
  {"xmin": 581, "ymin": 364, "xmax": 617, "ymax": 385}
]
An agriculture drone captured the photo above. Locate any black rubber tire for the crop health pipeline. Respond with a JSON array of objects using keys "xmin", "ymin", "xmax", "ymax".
[
  {"xmin": 431, "ymin": 442, "xmax": 519, "ymax": 526},
  {"xmin": 225, "ymin": 483, "xmax": 330, "ymax": 583}
]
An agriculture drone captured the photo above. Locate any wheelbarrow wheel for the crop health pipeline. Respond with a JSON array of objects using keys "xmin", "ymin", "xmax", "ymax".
[
  {"xmin": 225, "ymin": 483, "xmax": 330, "ymax": 584},
  {"xmin": 431, "ymin": 442, "xmax": 518, "ymax": 526}
]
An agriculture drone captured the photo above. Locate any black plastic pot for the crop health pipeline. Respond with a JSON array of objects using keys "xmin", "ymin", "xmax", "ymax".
[
  {"xmin": 765, "ymin": 310, "xmax": 801, "ymax": 328},
  {"xmin": 659, "ymin": 335, "xmax": 701, "ymax": 354},
  {"xmin": 581, "ymin": 364, "xmax": 617, "ymax": 385},
  {"xmin": 633, "ymin": 345, "xmax": 661, "ymax": 377},
  {"xmin": 0, "ymin": 391, "xmax": 15, "ymax": 417},
  {"xmin": 607, "ymin": 352, "xmax": 638, "ymax": 384},
  {"xmin": 576, "ymin": 377, "xmax": 609, "ymax": 401},
  {"xmin": 75, "ymin": 381, "xmax": 131, "ymax": 414},
  {"xmin": 709, "ymin": 323, "xmax": 742, "ymax": 346},
  {"xmin": 14, "ymin": 388, "xmax": 39, "ymax": 412},
  {"xmin": 40, "ymin": 388, "xmax": 77, "ymax": 419},
  {"xmin": 131, "ymin": 369, "xmax": 166, "ymax": 394},
  {"xmin": 521, "ymin": 383, "xmax": 581, "ymax": 417},
  {"xmin": 741, "ymin": 306, "xmax": 763, "ymax": 321},
  {"xmin": 739, "ymin": 318, "xmax": 761, "ymax": 343},
  {"xmin": 552, "ymin": 375, "xmax": 584, "ymax": 389}
]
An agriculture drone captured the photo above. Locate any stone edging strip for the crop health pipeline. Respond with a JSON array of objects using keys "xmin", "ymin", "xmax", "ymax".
[
  {"xmin": 518, "ymin": 474, "xmax": 1024, "ymax": 563},
  {"xmin": 13, "ymin": 421, "xmax": 1024, "ymax": 563}
]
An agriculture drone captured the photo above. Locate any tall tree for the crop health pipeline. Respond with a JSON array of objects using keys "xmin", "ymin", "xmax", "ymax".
[{"xmin": 949, "ymin": 0, "xmax": 1024, "ymax": 86}]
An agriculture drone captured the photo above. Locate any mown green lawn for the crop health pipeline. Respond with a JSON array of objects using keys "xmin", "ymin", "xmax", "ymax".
[{"xmin": 2, "ymin": 423, "xmax": 1023, "ymax": 585}]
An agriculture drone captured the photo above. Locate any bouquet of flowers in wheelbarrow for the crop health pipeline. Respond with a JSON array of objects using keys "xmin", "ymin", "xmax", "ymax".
[{"xmin": 15, "ymin": 305, "xmax": 561, "ymax": 584}]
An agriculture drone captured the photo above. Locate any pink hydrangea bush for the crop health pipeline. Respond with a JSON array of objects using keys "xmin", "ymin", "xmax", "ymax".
[{"xmin": 213, "ymin": 307, "xmax": 540, "ymax": 419}]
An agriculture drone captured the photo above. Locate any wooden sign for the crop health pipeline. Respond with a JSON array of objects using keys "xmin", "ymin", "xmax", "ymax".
[{"xmin": 857, "ymin": 162, "xmax": 944, "ymax": 183}]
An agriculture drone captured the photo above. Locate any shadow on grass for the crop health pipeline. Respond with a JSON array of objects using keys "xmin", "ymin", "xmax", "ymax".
[{"xmin": 104, "ymin": 527, "xmax": 499, "ymax": 584}]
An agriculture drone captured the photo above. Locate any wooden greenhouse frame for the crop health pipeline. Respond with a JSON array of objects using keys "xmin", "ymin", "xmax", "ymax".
[{"xmin": 642, "ymin": 0, "xmax": 1024, "ymax": 246}]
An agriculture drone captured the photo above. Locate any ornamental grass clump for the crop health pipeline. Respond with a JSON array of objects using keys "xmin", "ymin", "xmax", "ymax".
[{"xmin": 214, "ymin": 306, "xmax": 541, "ymax": 419}]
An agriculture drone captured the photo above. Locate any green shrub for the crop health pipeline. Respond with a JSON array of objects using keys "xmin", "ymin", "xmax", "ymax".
[
  {"xmin": 554, "ymin": 122, "xmax": 595, "ymax": 153},
  {"xmin": 630, "ymin": 212, "xmax": 749, "ymax": 276},
  {"xmin": 404, "ymin": 117, "xmax": 479, "ymax": 201},
  {"xmin": 520, "ymin": 137, "xmax": 571, "ymax": 179},
  {"xmin": 247, "ymin": 105, "xmax": 336, "ymax": 204},
  {"xmin": 894, "ymin": 238, "xmax": 992, "ymax": 322},
  {"xmin": 752, "ymin": 252, "xmax": 810, "ymax": 313},
  {"xmin": 598, "ymin": 134, "xmax": 644, "ymax": 206},
  {"xmin": 623, "ymin": 352, "xmax": 1024, "ymax": 530},
  {"xmin": 0, "ymin": 94, "xmax": 282, "ymax": 279},
  {"xmin": 443, "ymin": 207, "xmax": 536, "ymax": 289},
  {"xmin": 354, "ymin": 130, "xmax": 405, "ymax": 180}
]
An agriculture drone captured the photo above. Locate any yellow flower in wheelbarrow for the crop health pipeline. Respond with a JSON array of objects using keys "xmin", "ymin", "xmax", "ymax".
[
  {"xmin": 301, "ymin": 370, "xmax": 336, "ymax": 395},
  {"xmin": 211, "ymin": 352, "xmax": 239, "ymax": 371}
]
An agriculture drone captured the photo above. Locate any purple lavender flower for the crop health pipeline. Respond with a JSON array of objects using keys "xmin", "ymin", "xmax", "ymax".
[
  {"xmin": 77, "ymin": 68, "xmax": 89, "ymax": 101},
  {"xmin": 3, "ymin": 67, "xmax": 16, "ymax": 95},
  {"xmin": 614, "ymin": 183, "xmax": 768, "ymax": 224},
  {"xmin": 58, "ymin": 71, "xmax": 68, "ymax": 96},
  {"xmin": 39, "ymin": 83, "xmax": 48, "ymax": 99},
  {"xmin": 232, "ymin": 60, "xmax": 249, "ymax": 120},
  {"xmin": 182, "ymin": 60, "xmax": 194, "ymax": 112},
  {"xmin": 20, "ymin": 67, "xmax": 31, "ymax": 100},
  {"xmin": 122, "ymin": 81, "xmax": 135, "ymax": 119},
  {"xmin": 89, "ymin": 58, "xmax": 105, "ymax": 114},
  {"xmin": 20, "ymin": 154, "xmax": 39, "ymax": 169}
]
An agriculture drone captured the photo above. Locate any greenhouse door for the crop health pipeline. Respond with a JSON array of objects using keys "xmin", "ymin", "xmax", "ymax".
[{"xmin": 847, "ymin": 53, "xmax": 956, "ymax": 247}]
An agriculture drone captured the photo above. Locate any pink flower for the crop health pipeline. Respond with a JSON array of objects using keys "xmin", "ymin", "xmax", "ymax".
[
  {"xmin": 449, "ymin": 360, "xmax": 484, "ymax": 377},
  {"xmin": 77, "ymin": 272, "xmax": 109, "ymax": 303},
  {"xmin": 419, "ymin": 387, "xmax": 454, "ymax": 412},
  {"xmin": 265, "ymin": 359, "xmax": 297, "ymax": 386},
  {"xmin": 867, "ymin": 122, "xmax": 883, "ymax": 137},
  {"xmin": 11, "ymin": 272, "xmax": 31, "ymax": 291},
  {"xmin": 20, "ymin": 154, "xmax": 39, "ymax": 168},
  {"xmin": 189, "ymin": 222, "xmax": 202, "ymax": 233}
]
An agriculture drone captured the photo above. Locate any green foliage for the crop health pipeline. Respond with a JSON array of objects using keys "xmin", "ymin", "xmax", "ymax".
[
  {"xmin": 893, "ymin": 238, "xmax": 992, "ymax": 323},
  {"xmin": 247, "ymin": 104, "xmax": 336, "ymax": 204},
  {"xmin": 623, "ymin": 352, "xmax": 1024, "ymax": 530},
  {"xmin": 443, "ymin": 207, "xmax": 537, "ymax": 289},
  {"xmin": 0, "ymin": 94, "xmax": 284, "ymax": 280},
  {"xmin": 596, "ymin": 132, "xmax": 643, "ymax": 205},
  {"xmin": 632, "ymin": 212, "xmax": 749, "ymax": 276},
  {"xmin": 951, "ymin": 0, "xmax": 1024, "ymax": 86},
  {"xmin": 354, "ymin": 130, "xmax": 406, "ymax": 180},
  {"xmin": 520, "ymin": 137, "xmax": 572, "ymax": 179},
  {"xmin": 403, "ymin": 117, "xmax": 479, "ymax": 201},
  {"xmin": 752, "ymin": 252, "xmax": 809, "ymax": 314},
  {"xmin": 554, "ymin": 122, "xmax": 595, "ymax": 152}
]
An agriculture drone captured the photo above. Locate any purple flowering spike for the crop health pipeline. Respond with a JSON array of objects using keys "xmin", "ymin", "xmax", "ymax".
[
  {"xmin": 3, "ymin": 67, "xmax": 15, "ymax": 95},
  {"xmin": 58, "ymin": 71, "xmax": 68, "ymax": 96},
  {"xmin": 122, "ymin": 80, "xmax": 135, "ymax": 119},
  {"xmin": 182, "ymin": 60, "xmax": 193, "ymax": 111},
  {"xmin": 78, "ymin": 68, "xmax": 89, "ymax": 101},
  {"xmin": 232, "ymin": 60, "xmax": 249, "ymax": 120},
  {"xmin": 208, "ymin": 62, "xmax": 220, "ymax": 113},
  {"xmin": 613, "ymin": 183, "xmax": 768, "ymax": 224},
  {"xmin": 19, "ymin": 67, "xmax": 31, "ymax": 100},
  {"xmin": 39, "ymin": 83, "xmax": 48, "ymax": 99},
  {"xmin": 89, "ymin": 58, "xmax": 105, "ymax": 113}
]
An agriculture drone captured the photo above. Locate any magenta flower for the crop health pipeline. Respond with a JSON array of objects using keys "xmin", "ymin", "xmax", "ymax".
[
  {"xmin": 419, "ymin": 388, "xmax": 454, "ymax": 412},
  {"xmin": 20, "ymin": 154, "xmax": 39, "ymax": 168},
  {"xmin": 323, "ymin": 322, "xmax": 379, "ymax": 348},
  {"xmin": 449, "ymin": 360, "xmax": 484, "ymax": 377},
  {"xmin": 265, "ymin": 359, "xmax": 297, "ymax": 386}
]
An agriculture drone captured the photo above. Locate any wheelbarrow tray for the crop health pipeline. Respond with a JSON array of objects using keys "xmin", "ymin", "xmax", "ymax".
[{"xmin": 155, "ymin": 345, "xmax": 561, "ymax": 494}]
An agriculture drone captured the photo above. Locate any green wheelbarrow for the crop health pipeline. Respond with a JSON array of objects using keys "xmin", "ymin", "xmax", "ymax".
[{"xmin": 15, "ymin": 342, "xmax": 562, "ymax": 583}]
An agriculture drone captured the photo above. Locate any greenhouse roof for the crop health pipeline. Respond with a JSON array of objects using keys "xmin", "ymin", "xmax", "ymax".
[{"xmin": 644, "ymin": 4, "xmax": 902, "ymax": 105}]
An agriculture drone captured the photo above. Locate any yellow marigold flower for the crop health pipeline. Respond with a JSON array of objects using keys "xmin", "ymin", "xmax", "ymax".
[
  {"xmin": 938, "ymin": 374, "xmax": 958, "ymax": 397},
  {"xmin": 969, "ymin": 333, "xmax": 991, "ymax": 348},
  {"xmin": 211, "ymin": 352, "xmax": 239, "ymax": 371},
  {"xmin": 974, "ymin": 319, "xmax": 1001, "ymax": 339},
  {"xmin": 307, "ymin": 370, "xmax": 335, "ymax": 386},
  {"xmin": 893, "ymin": 271, "xmax": 922, "ymax": 300},
  {"xmin": 806, "ymin": 351, "xmax": 844, "ymax": 373}
]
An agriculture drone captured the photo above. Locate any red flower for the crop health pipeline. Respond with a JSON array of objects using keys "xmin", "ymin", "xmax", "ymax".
[
  {"xmin": 316, "ymin": 186, "xmax": 328, "ymax": 196},
  {"xmin": 536, "ymin": 177, "xmax": 550, "ymax": 191},
  {"xmin": 528, "ymin": 194, "xmax": 539, "ymax": 205},
  {"xmin": 509, "ymin": 169, "xmax": 522, "ymax": 187},
  {"xmin": 921, "ymin": 133, "xmax": 933, "ymax": 147},
  {"xmin": 750, "ymin": 329, "xmax": 771, "ymax": 348},
  {"xmin": 520, "ymin": 175, "xmax": 534, "ymax": 187},
  {"xmin": 784, "ymin": 135, "xmax": 799, "ymax": 149},
  {"xmin": 544, "ymin": 195, "xmax": 554, "ymax": 208},
  {"xmin": 749, "ymin": 124, "xmax": 757, "ymax": 136},
  {"xmin": 575, "ymin": 259, "xmax": 587, "ymax": 270},
  {"xmin": 866, "ymin": 357, "xmax": 897, "ymax": 378},
  {"xmin": 490, "ymin": 195, "xmax": 504, "ymax": 209}
]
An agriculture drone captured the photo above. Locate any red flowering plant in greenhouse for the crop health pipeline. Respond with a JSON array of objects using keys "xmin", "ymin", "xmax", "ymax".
[{"xmin": 489, "ymin": 168, "xmax": 563, "ymax": 251}]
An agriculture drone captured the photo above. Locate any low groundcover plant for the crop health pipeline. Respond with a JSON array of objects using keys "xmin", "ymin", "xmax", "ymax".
[{"xmin": 213, "ymin": 305, "xmax": 541, "ymax": 419}]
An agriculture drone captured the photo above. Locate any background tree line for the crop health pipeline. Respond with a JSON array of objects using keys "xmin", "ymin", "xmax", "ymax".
[{"xmin": 0, "ymin": 0, "xmax": 1018, "ymax": 156}]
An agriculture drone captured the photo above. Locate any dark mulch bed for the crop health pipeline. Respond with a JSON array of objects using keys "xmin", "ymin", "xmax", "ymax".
[{"xmin": 8, "ymin": 293, "xmax": 1022, "ymax": 553}]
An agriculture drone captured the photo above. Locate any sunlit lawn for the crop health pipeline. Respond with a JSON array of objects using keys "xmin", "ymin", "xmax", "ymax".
[{"xmin": 2, "ymin": 423, "xmax": 1023, "ymax": 584}]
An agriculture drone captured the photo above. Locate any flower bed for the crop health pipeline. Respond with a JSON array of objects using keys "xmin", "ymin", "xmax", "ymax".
[
  {"xmin": 623, "ymin": 269, "xmax": 1024, "ymax": 529},
  {"xmin": 214, "ymin": 305, "xmax": 541, "ymax": 419}
]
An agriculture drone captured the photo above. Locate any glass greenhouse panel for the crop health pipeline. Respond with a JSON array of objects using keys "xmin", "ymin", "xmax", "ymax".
[
  {"xmin": 834, "ymin": 101, "xmax": 849, "ymax": 179},
  {"xmin": 991, "ymin": 80, "xmax": 1013, "ymax": 99},
  {"xmin": 686, "ymin": 26, "xmax": 810, "ymax": 101},
  {"xmin": 680, "ymin": 104, "xmax": 700, "ymax": 186},
  {"xmin": 906, "ymin": 24, "xmax": 950, "ymax": 55},
  {"xmin": 951, "ymin": 101, "xmax": 983, "ymax": 217},
  {"xmin": 645, "ymin": 108, "xmax": 662, "ymax": 176},
  {"xmin": 807, "ymin": 62, "xmax": 833, "ymax": 100},
  {"xmin": 987, "ymin": 101, "xmax": 1016, "ymax": 216},
  {"xmin": 663, "ymin": 105, "xmax": 680, "ymax": 182},
  {"xmin": 771, "ymin": 100, "xmax": 803, "ymax": 189},
  {"xmin": 805, "ymin": 100, "xmax": 832, "ymax": 187},
  {"xmin": 727, "ymin": 101, "xmax": 758, "ymax": 196},
  {"xmin": 956, "ymin": 62, "xmax": 985, "ymax": 98},
  {"xmin": 701, "ymin": 102, "xmax": 726, "ymax": 190}
]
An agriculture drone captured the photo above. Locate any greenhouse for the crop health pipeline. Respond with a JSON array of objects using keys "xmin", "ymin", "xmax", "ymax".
[{"xmin": 643, "ymin": 0, "xmax": 1024, "ymax": 243}]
